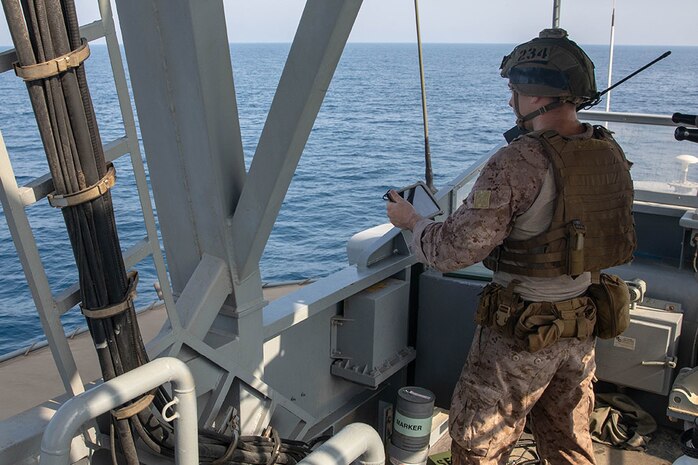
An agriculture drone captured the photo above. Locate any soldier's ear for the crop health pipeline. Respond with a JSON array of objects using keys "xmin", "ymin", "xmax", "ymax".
[{"xmin": 532, "ymin": 95, "xmax": 557, "ymax": 107}]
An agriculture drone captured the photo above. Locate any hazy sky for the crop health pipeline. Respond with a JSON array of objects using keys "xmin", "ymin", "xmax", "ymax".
[{"xmin": 1, "ymin": 0, "xmax": 697, "ymax": 46}]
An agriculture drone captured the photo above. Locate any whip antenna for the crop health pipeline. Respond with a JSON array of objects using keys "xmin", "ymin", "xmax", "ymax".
[
  {"xmin": 582, "ymin": 51, "xmax": 671, "ymax": 110},
  {"xmin": 605, "ymin": 0, "xmax": 617, "ymax": 112},
  {"xmin": 414, "ymin": 0, "xmax": 435, "ymax": 193},
  {"xmin": 505, "ymin": 50, "xmax": 672, "ymax": 142}
]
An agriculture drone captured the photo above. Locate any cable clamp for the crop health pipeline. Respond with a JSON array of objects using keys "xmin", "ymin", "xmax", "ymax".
[
  {"xmin": 48, "ymin": 163, "xmax": 116, "ymax": 208},
  {"xmin": 111, "ymin": 391, "xmax": 155, "ymax": 420},
  {"xmin": 266, "ymin": 427, "xmax": 281, "ymax": 465},
  {"xmin": 13, "ymin": 38, "xmax": 90, "ymax": 81},
  {"xmin": 81, "ymin": 270, "xmax": 138, "ymax": 320}
]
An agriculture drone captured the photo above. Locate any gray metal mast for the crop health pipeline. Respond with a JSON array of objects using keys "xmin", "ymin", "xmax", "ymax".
[{"xmin": 552, "ymin": 0, "xmax": 561, "ymax": 28}]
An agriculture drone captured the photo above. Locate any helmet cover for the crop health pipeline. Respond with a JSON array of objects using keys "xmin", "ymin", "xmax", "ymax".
[{"xmin": 501, "ymin": 28, "xmax": 597, "ymax": 104}]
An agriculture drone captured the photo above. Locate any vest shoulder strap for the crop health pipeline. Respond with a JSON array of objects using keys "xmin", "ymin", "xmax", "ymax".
[{"xmin": 524, "ymin": 129, "xmax": 567, "ymax": 176}]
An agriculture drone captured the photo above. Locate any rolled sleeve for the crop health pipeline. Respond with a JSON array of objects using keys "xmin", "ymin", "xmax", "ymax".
[{"xmin": 410, "ymin": 217, "xmax": 435, "ymax": 263}]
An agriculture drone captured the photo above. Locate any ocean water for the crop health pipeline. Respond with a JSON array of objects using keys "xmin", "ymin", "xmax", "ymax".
[{"xmin": 0, "ymin": 43, "xmax": 697, "ymax": 356}]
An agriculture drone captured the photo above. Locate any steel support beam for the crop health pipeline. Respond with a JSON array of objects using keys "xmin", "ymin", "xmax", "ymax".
[
  {"xmin": 114, "ymin": 0, "xmax": 247, "ymax": 296},
  {"xmin": 113, "ymin": 0, "xmax": 372, "ymax": 437},
  {"xmin": 97, "ymin": 0, "xmax": 179, "ymax": 329},
  {"xmin": 177, "ymin": 254, "xmax": 231, "ymax": 340},
  {"xmin": 231, "ymin": 0, "xmax": 363, "ymax": 281}
]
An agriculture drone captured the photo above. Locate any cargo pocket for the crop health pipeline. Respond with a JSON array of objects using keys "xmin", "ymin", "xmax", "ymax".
[{"xmin": 449, "ymin": 382, "xmax": 504, "ymax": 457}]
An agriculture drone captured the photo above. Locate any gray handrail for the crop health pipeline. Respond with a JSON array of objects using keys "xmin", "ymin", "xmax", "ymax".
[
  {"xmin": 40, "ymin": 357, "xmax": 198, "ymax": 465},
  {"xmin": 299, "ymin": 423, "xmax": 385, "ymax": 465},
  {"xmin": 578, "ymin": 110, "xmax": 674, "ymax": 126}
]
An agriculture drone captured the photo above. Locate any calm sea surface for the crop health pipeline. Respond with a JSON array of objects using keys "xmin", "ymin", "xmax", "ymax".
[{"xmin": 0, "ymin": 43, "xmax": 696, "ymax": 355}]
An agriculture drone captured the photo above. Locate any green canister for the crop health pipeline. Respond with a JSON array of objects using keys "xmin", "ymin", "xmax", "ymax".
[{"xmin": 388, "ymin": 386, "xmax": 435, "ymax": 465}]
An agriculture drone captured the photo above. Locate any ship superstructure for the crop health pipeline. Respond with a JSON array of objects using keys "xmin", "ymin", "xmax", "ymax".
[{"xmin": 0, "ymin": 0, "xmax": 697, "ymax": 464}]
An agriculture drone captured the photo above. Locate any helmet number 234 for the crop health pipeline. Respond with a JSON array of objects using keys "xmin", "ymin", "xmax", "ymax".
[{"xmin": 517, "ymin": 47, "xmax": 550, "ymax": 62}]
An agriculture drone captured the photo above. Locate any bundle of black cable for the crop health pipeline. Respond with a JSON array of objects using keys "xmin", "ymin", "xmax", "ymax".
[
  {"xmin": 2, "ymin": 0, "xmax": 148, "ymax": 461},
  {"xmin": 1, "ymin": 0, "xmax": 323, "ymax": 463}
]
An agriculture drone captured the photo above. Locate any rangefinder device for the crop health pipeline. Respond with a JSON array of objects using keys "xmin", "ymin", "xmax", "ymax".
[{"xmin": 384, "ymin": 181, "xmax": 443, "ymax": 219}]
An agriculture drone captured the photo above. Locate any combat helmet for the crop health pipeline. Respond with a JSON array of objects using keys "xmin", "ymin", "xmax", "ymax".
[{"xmin": 501, "ymin": 29, "xmax": 599, "ymax": 127}]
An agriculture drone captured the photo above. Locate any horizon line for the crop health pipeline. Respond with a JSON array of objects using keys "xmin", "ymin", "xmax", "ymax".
[{"xmin": 1, "ymin": 41, "xmax": 694, "ymax": 48}]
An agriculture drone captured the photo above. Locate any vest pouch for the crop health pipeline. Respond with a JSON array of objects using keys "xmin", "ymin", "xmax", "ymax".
[
  {"xmin": 475, "ymin": 283, "xmax": 502, "ymax": 327},
  {"xmin": 475, "ymin": 282, "xmax": 522, "ymax": 338},
  {"xmin": 567, "ymin": 248, "xmax": 585, "ymax": 276},
  {"xmin": 514, "ymin": 297, "xmax": 596, "ymax": 352},
  {"xmin": 587, "ymin": 273, "xmax": 631, "ymax": 339},
  {"xmin": 514, "ymin": 302, "xmax": 563, "ymax": 352},
  {"xmin": 567, "ymin": 220, "xmax": 586, "ymax": 276}
]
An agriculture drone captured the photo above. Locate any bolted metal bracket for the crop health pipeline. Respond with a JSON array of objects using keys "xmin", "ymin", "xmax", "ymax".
[{"xmin": 330, "ymin": 316, "xmax": 353, "ymax": 360}]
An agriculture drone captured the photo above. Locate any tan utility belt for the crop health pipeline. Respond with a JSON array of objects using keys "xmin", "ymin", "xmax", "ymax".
[{"xmin": 476, "ymin": 281, "xmax": 596, "ymax": 352}]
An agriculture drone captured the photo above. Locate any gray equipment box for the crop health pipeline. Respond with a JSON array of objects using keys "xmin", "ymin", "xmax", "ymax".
[
  {"xmin": 331, "ymin": 278, "xmax": 415, "ymax": 387},
  {"xmin": 595, "ymin": 305, "xmax": 682, "ymax": 395}
]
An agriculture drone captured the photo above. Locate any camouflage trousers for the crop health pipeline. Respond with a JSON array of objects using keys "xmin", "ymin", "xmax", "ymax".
[{"xmin": 449, "ymin": 325, "xmax": 596, "ymax": 465}]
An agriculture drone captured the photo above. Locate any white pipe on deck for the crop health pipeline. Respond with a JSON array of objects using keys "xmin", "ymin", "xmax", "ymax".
[
  {"xmin": 40, "ymin": 357, "xmax": 198, "ymax": 465},
  {"xmin": 299, "ymin": 423, "xmax": 385, "ymax": 465}
]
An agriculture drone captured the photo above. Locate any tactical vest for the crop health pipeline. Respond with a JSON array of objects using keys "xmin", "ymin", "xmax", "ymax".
[{"xmin": 484, "ymin": 126, "xmax": 636, "ymax": 278}]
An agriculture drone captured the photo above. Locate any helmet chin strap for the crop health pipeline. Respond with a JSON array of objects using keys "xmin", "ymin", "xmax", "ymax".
[{"xmin": 513, "ymin": 91, "xmax": 564, "ymax": 130}]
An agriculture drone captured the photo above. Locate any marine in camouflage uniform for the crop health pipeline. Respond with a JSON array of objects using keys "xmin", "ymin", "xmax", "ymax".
[
  {"xmin": 417, "ymin": 126, "xmax": 598, "ymax": 465},
  {"xmin": 387, "ymin": 29, "xmax": 634, "ymax": 465}
]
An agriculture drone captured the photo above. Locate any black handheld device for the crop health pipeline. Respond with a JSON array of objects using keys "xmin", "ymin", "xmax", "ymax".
[{"xmin": 384, "ymin": 181, "xmax": 443, "ymax": 219}]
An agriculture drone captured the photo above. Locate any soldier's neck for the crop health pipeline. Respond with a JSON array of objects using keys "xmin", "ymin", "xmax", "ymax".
[{"xmin": 531, "ymin": 108, "xmax": 584, "ymax": 137}]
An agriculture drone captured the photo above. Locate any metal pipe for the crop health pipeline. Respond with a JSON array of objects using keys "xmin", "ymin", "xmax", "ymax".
[
  {"xmin": 40, "ymin": 357, "xmax": 198, "ymax": 465},
  {"xmin": 298, "ymin": 423, "xmax": 385, "ymax": 465},
  {"xmin": 579, "ymin": 110, "xmax": 675, "ymax": 126},
  {"xmin": 552, "ymin": 0, "xmax": 561, "ymax": 28}
]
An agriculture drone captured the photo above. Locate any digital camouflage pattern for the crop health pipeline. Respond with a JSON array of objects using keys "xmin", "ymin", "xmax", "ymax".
[
  {"xmin": 412, "ymin": 124, "xmax": 599, "ymax": 303},
  {"xmin": 450, "ymin": 326, "xmax": 596, "ymax": 465},
  {"xmin": 409, "ymin": 127, "xmax": 603, "ymax": 464},
  {"xmin": 411, "ymin": 136, "xmax": 550, "ymax": 274}
]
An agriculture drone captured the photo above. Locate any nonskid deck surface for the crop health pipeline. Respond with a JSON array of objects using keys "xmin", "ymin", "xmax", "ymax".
[
  {"xmin": 429, "ymin": 427, "xmax": 684, "ymax": 465},
  {"xmin": 0, "ymin": 303, "xmax": 167, "ymax": 421},
  {"xmin": 0, "ymin": 282, "xmax": 310, "ymax": 421}
]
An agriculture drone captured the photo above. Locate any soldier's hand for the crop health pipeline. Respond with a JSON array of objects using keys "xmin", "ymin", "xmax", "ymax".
[{"xmin": 386, "ymin": 190, "xmax": 422, "ymax": 231}]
